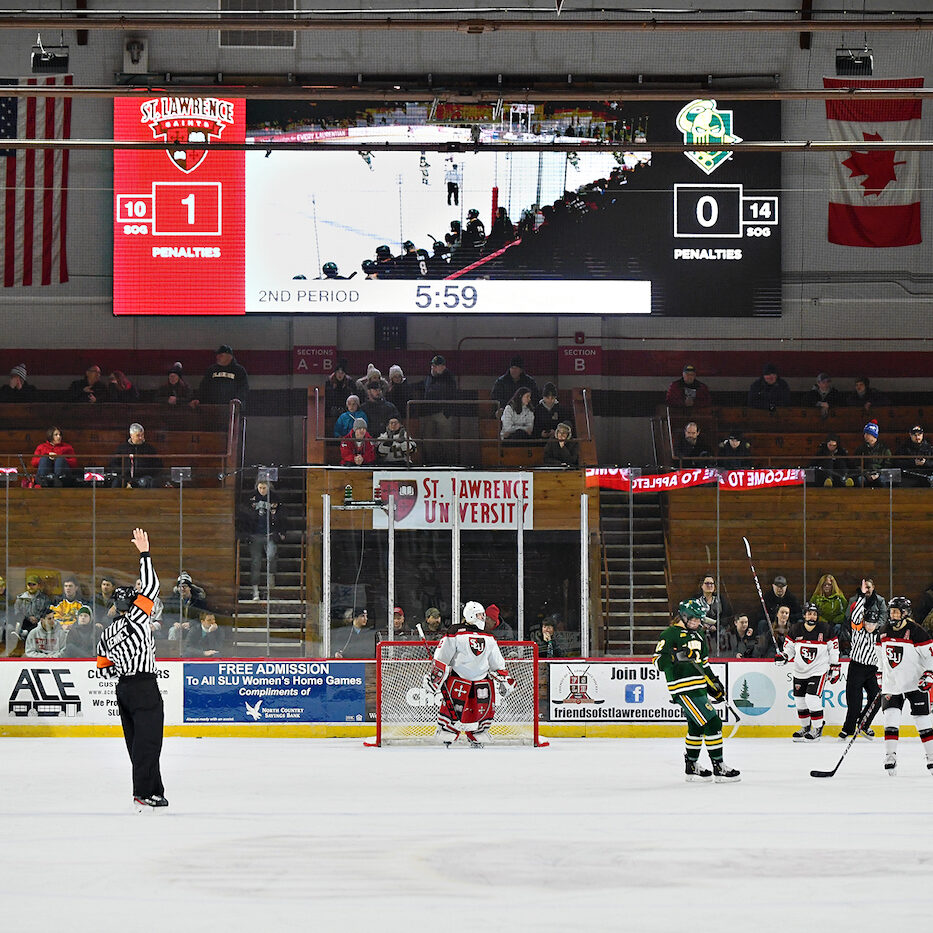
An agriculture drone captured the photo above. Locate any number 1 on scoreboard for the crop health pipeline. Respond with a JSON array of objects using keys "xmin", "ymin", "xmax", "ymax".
[{"xmin": 151, "ymin": 182, "xmax": 222, "ymax": 236}]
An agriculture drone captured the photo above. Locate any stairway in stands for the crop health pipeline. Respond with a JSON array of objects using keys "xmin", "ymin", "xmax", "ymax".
[
  {"xmin": 233, "ymin": 470, "xmax": 307, "ymax": 657},
  {"xmin": 599, "ymin": 491, "xmax": 670, "ymax": 656}
]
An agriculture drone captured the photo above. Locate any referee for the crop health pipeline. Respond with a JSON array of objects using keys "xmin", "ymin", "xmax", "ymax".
[{"xmin": 96, "ymin": 528, "xmax": 168, "ymax": 811}]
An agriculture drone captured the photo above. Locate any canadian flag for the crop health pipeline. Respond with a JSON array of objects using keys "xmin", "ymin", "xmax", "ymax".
[{"xmin": 824, "ymin": 76, "xmax": 923, "ymax": 248}]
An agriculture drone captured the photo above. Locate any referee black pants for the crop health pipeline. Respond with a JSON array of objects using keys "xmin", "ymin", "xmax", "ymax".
[
  {"xmin": 842, "ymin": 660, "xmax": 880, "ymax": 734},
  {"xmin": 116, "ymin": 674, "xmax": 165, "ymax": 799}
]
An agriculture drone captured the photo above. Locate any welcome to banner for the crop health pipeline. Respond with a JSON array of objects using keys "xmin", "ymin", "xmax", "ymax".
[{"xmin": 585, "ymin": 467, "xmax": 805, "ymax": 493}]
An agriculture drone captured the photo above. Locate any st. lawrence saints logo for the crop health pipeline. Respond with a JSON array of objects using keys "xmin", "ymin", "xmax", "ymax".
[
  {"xmin": 469, "ymin": 637, "xmax": 485, "ymax": 656},
  {"xmin": 799, "ymin": 646, "xmax": 817, "ymax": 665},
  {"xmin": 885, "ymin": 644, "xmax": 904, "ymax": 668},
  {"xmin": 140, "ymin": 96, "xmax": 235, "ymax": 174}
]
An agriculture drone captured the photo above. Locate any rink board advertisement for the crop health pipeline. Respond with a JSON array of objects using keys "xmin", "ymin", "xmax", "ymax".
[
  {"xmin": 371, "ymin": 470, "xmax": 533, "ymax": 530},
  {"xmin": 182, "ymin": 661, "xmax": 365, "ymax": 724},
  {"xmin": 548, "ymin": 660, "xmax": 854, "ymax": 727}
]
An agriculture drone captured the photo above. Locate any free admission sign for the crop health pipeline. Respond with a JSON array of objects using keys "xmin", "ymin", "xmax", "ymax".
[{"xmin": 112, "ymin": 97, "xmax": 246, "ymax": 315}]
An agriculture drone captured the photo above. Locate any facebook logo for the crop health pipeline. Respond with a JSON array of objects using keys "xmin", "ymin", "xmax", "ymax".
[{"xmin": 625, "ymin": 684, "xmax": 645, "ymax": 703}]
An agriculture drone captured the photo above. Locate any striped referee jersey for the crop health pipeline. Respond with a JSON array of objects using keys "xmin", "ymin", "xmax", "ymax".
[
  {"xmin": 96, "ymin": 552, "xmax": 159, "ymax": 678},
  {"xmin": 848, "ymin": 623, "xmax": 879, "ymax": 667}
]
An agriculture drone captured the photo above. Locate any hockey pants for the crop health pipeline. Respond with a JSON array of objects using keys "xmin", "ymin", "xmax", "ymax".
[{"xmin": 675, "ymin": 689, "xmax": 724, "ymax": 762}]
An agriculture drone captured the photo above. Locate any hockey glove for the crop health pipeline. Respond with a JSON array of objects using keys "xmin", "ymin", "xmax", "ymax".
[
  {"xmin": 428, "ymin": 659, "xmax": 449, "ymax": 693},
  {"xmin": 490, "ymin": 669, "xmax": 516, "ymax": 695},
  {"xmin": 919, "ymin": 671, "xmax": 933, "ymax": 691},
  {"xmin": 828, "ymin": 663, "xmax": 841, "ymax": 685},
  {"xmin": 876, "ymin": 670, "xmax": 883, "ymax": 688},
  {"xmin": 675, "ymin": 648, "xmax": 701, "ymax": 663},
  {"xmin": 706, "ymin": 674, "xmax": 725, "ymax": 704},
  {"xmin": 774, "ymin": 653, "xmax": 788, "ymax": 666}
]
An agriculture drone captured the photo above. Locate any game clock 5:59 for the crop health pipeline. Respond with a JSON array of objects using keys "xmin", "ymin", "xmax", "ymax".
[{"xmin": 415, "ymin": 284, "xmax": 478, "ymax": 310}]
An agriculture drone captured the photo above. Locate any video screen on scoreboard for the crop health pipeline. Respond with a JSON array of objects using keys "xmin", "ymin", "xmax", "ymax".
[{"xmin": 112, "ymin": 97, "xmax": 781, "ymax": 316}]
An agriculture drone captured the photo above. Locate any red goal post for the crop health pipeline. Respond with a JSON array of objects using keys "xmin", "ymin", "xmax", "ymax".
[{"xmin": 369, "ymin": 640, "xmax": 547, "ymax": 747}]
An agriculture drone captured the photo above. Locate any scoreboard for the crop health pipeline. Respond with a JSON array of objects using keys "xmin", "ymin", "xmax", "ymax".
[{"xmin": 112, "ymin": 97, "xmax": 781, "ymax": 317}]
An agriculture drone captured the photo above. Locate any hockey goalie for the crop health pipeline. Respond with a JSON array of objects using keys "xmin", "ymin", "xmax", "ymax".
[{"xmin": 429, "ymin": 601, "xmax": 516, "ymax": 747}]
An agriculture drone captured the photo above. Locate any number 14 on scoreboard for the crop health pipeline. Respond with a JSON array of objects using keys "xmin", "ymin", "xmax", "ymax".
[
  {"xmin": 116, "ymin": 182, "xmax": 222, "ymax": 236},
  {"xmin": 673, "ymin": 184, "xmax": 779, "ymax": 239}
]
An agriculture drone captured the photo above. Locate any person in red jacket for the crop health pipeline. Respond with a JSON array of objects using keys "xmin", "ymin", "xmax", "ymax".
[
  {"xmin": 340, "ymin": 418, "xmax": 376, "ymax": 467},
  {"xmin": 665, "ymin": 363, "xmax": 712, "ymax": 410},
  {"xmin": 31, "ymin": 426, "xmax": 78, "ymax": 487}
]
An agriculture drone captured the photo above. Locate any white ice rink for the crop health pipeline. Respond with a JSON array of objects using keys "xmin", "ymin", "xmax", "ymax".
[{"xmin": 5, "ymin": 735, "xmax": 933, "ymax": 933}]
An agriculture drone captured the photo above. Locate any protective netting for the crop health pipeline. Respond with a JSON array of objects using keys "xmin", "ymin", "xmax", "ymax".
[{"xmin": 372, "ymin": 640, "xmax": 541, "ymax": 746}]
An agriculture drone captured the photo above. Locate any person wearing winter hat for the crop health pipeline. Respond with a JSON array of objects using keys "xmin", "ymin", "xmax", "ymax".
[
  {"xmin": 897, "ymin": 425, "xmax": 933, "ymax": 487},
  {"xmin": 62, "ymin": 605, "xmax": 103, "ymax": 659},
  {"xmin": 157, "ymin": 362, "xmax": 189, "ymax": 405},
  {"xmin": 747, "ymin": 362, "xmax": 791, "ymax": 411},
  {"xmin": 326, "ymin": 358, "xmax": 354, "ymax": 419},
  {"xmin": 190, "ymin": 344, "xmax": 249, "ymax": 407},
  {"xmin": 340, "ymin": 418, "xmax": 376, "ymax": 467},
  {"xmin": 807, "ymin": 372, "xmax": 841, "ymax": 418},
  {"xmin": 854, "ymin": 420, "xmax": 893, "ymax": 487},
  {"xmin": 334, "ymin": 394, "xmax": 367, "ymax": 438},
  {"xmin": 0, "ymin": 363, "xmax": 37, "ymax": 403},
  {"xmin": 491, "ymin": 354, "xmax": 539, "ymax": 412},
  {"xmin": 385, "ymin": 364, "xmax": 413, "ymax": 417}
]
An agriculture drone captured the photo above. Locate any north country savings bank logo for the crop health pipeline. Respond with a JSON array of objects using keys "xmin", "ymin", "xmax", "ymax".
[{"xmin": 140, "ymin": 97, "xmax": 236, "ymax": 174}]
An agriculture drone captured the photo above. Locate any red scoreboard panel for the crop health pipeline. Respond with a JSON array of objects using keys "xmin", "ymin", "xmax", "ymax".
[{"xmin": 113, "ymin": 96, "xmax": 245, "ymax": 315}]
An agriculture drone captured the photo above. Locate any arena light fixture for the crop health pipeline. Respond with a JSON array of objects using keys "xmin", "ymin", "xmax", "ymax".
[
  {"xmin": 835, "ymin": 47, "xmax": 873, "ymax": 76},
  {"xmin": 31, "ymin": 33, "xmax": 69, "ymax": 74}
]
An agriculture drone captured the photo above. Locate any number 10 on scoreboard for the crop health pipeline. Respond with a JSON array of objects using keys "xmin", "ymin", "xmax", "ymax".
[
  {"xmin": 673, "ymin": 184, "xmax": 778, "ymax": 238},
  {"xmin": 116, "ymin": 182, "xmax": 222, "ymax": 236}
]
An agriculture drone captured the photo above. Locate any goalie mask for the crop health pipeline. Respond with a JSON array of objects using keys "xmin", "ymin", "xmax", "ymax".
[
  {"xmin": 112, "ymin": 586, "xmax": 137, "ymax": 613},
  {"xmin": 463, "ymin": 601, "xmax": 486, "ymax": 630}
]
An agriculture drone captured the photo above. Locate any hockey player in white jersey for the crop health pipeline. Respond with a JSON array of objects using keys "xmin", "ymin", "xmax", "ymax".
[
  {"xmin": 876, "ymin": 597, "xmax": 933, "ymax": 775},
  {"xmin": 778, "ymin": 602, "xmax": 840, "ymax": 742},
  {"xmin": 429, "ymin": 601, "xmax": 516, "ymax": 747}
]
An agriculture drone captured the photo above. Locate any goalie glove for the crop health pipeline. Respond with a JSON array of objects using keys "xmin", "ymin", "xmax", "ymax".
[
  {"xmin": 706, "ymin": 674, "xmax": 725, "ymax": 704},
  {"xmin": 919, "ymin": 671, "xmax": 933, "ymax": 691},
  {"xmin": 428, "ymin": 659, "xmax": 449, "ymax": 693},
  {"xmin": 828, "ymin": 663, "xmax": 841, "ymax": 685},
  {"xmin": 490, "ymin": 669, "xmax": 516, "ymax": 695}
]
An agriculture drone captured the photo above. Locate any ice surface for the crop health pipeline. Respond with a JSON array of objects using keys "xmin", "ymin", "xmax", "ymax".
[{"xmin": 4, "ymin": 736, "xmax": 933, "ymax": 932}]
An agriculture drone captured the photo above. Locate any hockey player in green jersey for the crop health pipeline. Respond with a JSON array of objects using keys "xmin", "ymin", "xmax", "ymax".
[{"xmin": 653, "ymin": 598, "xmax": 741, "ymax": 783}]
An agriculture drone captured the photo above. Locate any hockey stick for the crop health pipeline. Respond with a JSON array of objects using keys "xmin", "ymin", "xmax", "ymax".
[
  {"xmin": 688, "ymin": 659, "xmax": 742, "ymax": 739},
  {"xmin": 810, "ymin": 691, "xmax": 883, "ymax": 778},
  {"xmin": 742, "ymin": 536, "xmax": 782, "ymax": 655}
]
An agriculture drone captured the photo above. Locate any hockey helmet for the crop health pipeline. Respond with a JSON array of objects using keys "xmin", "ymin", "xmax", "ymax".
[
  {"xmin": 678, "ymin": 599, "xmax": 706, "ymax": 628},
  {"xmin": 467, "ymin": 208, "xmax": 479, "ymax": 219},
  {"xmin": 889, "ymin": 596, "xmax": 912, "ymax": 617},
  {"xmin": 804, "ymin": 602, "xmax": 819, "ymax": 615},
  {"xmin": 402, "ymin": 239, "xmax": 415, "ymax": 251},
  {"xmin": 322, "ymin": 262, "xmax": 338, "ymax": 276},
  {"xmin": 361, "ymin": 260, "xmax": 378, "ymax": 274},
  {"xmin": 376, "ymin": 245, "xmax": 392, "ymax": 258},
  {"xmin": 112, "ymin": 586, "xmax": 137, "ymax": 613},
  {"xmin": 432, "ymin": 241, "xmax": 447, "ymax": 254},
  {"xmin": 463, "ymin": 600, "xmax": 486, "ymax": 629}
]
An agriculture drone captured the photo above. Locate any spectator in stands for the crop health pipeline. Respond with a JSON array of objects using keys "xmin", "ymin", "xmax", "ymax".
[
  {"xmin": 424, "ymin": 606, "xmax": 446, "ymax": 637},
  {"xmin": 52, "ymin": 577, "xmax": 83, "ymax": 629},
  {"xmin": 157, "ymin": 362, "xmax": 190, "ymax": 406},
  {"xmin": 333, "ymin": 607, "xmax": 374, "ymax": 659},
  {"xmin": 747, "ymin": 362, "xmax": 791, "ymax": 410},
  {"xmin": 665, "ymin": 363, "xmax": 711, "ymax": 410},
  {"xmin": 854, "ymin": 420, "xmax": 892, "ymax": 487},
  {"xmin": 721, "ymin": 614, "xmax": 758, "ymax": 658},
  {"xmin": 757, "ymin": 604, "xmax": 791, "ymax": 657},
  {"xmin": 533, "ymin": 383, "xmax": 564, "ymax": 439},
  {"xmin": 533, "ymin": 618, "xmax": 563, "ymax": 658},
  {"xmin": 543, "ymin": 422, "xmax": 579, "ymax": 467},
  {"xmin": 485, "ymin": 604, "xmax": 515, "ymax": 640},
  {"xmin": 62, "ymin": 605, "xmax": 101, "ymax": 658},
  {"xmin": 355, "ymin": 364, "xmax": 389, "ymax": 398},
  {"xmin": 183, "ymin": 611, "xmax": 223, "ymax": 657},
  {"xmin": 104, "ymin": 370, "xmax": 139, "ymax": 404},
  {"xmin": 96, "ymin": 576, "xmax": 115, "ymax": 623},
  {"xmin": 843, "ymin": 577, "xmax": 888, "ymax": 656},
  {"xmin": 807, "ymin": 372, "xmax": 841, "ymax": 419},
  {"xmin": 108, "ymin": 422, "xmax": 162, "ymax": 488},
  {"xmin": 810, "ymin": 432, "xmax": 854, "ymax": 487},
  {"xmin": 0, "ymin": 363, "xmax": 37, "ymax": 403},
  {"xmin": 172, "ymin": 571, "xmax": 208, "ymax": 606},
  {"xmin": 716, "ymin": 430, "xmax": 751, "ymax": 469},
  {"xmin": 697, "ymin": 574, "xmax": 732, "ymax": 634},
  {"xmin": 377, "ymin": 416, "xmax": 417, "ymax": 466},
  {"xmin": 191, "ymin": 344, "xmax": 249, "ymax": 407},
  {"xmin": 166, "ymin": 574, "xmax": 208, "ymax": 632},
  {"xmin": 764, "ymin": 574, "xmax": 802, "ymax": 624},
  {"xmin": 385, "ymin": 365, "xmax": 413, "ymax": 420},
  {"xmin": 500, "ymin": 388, "xmax": 535, "ymax": 441},
  {"xmin": 334, "ymin": 395, "xmax": 366, "ymax": 438},
  {"xmin": 9, "ymin": 574, "xmax": 51, "ymax": 654},
  {"xmin": 240, "ymin": 478, "xmax": 287, "ymax": 602},
  {"xmin": 361, "ymin": 383, "xmax": 399, "ymax": 438},
  {"xmin": 25, "ymin": 607, "xmax": 65, "ymax": 658},
  {"xmin": 31, "ymin": 426, "xmax": 77, "ymax": 487},
  {"xmin": 69, "ymin": 364, "xmax": 103, "ymax": 404},
  {"xmin": 421, "ymin": 355, "xmax": 458, "ymax": 466},
  {"xmin": 325, "ymin": 358, "xmax": 354, "ymax": 420},
  {"xmin": 810, "ymin": 573, "xmax": 847, "ymax": 633},
  {"xmin": 847, "ymin": 375, "xmax": 887, "ymax": 413},
  {"xmin": 491, "ymin": 355, "xmax": 539, "ymax": 413},
  {"xmin": 897, "ymin": 424, "xmax": 933, "ymax": 488},
  {"xmin": 340, "ymin": 419, "xmax": 376, "ymax": 467},
  {"xmin": 673, "ymin": 421, "xmax": 711, "ymax": 467}
]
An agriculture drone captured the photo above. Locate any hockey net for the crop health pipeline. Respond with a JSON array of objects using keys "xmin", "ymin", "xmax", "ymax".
[{"xmin": 370, "ymin": 640, "xmax": 546, "ymax": 746}]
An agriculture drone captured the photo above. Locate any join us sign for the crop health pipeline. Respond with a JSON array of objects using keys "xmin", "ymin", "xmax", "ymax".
[{"xmin": 371, "ymin": 471, "xmax": 533, "ymax": 530}]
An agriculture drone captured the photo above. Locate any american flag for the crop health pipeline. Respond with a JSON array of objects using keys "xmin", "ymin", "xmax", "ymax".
[{"xmin": 0, "ymin": 75, "xmax": 72, "ymax": 286}]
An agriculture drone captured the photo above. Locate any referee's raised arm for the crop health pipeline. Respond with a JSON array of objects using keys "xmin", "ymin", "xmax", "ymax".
[{"xmin": 133, "ymin": 527, "xmax": 160, "ymax": 601}]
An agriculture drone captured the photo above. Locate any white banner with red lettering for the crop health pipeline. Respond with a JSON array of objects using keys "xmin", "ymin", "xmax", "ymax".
[
  {"xmin": 585, "ymin": 467, "xmax": 804, "ymax": 493},
  {"xmin": 372, "ymin": 471, "xmax": 533, "ymax": 529}
]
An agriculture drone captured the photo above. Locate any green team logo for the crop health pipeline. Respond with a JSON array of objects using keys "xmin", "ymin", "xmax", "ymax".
[{"xmin": 676, "ymin": 99, "xmax": 742, "ymax": 175}]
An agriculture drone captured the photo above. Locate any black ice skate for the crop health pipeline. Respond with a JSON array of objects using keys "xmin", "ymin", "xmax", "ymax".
[
  {"xmin": 858, "ymin": 727, "xmax": 875, "ymax": 740},
  {"xmin": 884, "ymin": 754, "xmax": 897, "ymax": 776},
  {"xmin": 133, "ymin": 795, "xmax": 169, "ymax": 812},
  {"xmin": 837, "ymin": 730, "xmax": 852, "ymax": 741},
  {"xmin": 804, "ymin": 724, "xmax": 824, "ymax": 742},
  {"xmin": 712, "ymin": 760, "xmax": 741, "ymax": 783},
  {"xmin": 792, "ymin": 726, "xmax": 811, "ymax": 742},
  {"xmin": 684, "ymin": 756, "xmax": 712, "ymax": 783}
]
